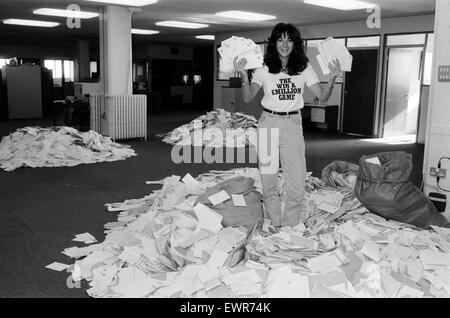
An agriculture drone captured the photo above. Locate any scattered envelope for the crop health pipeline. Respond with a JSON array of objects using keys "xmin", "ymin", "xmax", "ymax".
[
  {"xmin": 181, "ymin": 173, "xmax": 200, "ymax": 186},
  {"xmin": 318, "ymin": 201, "xmax": 340, "ymax": 214},
  {"xmin": 206, "ymin": 249, "xmax": 229, "ymax": 268},
  {"xmin": 73, "ymin": 232, "xmax": 97, "ymax": 244},
  {"xmin": 361, "ymin": 241, "xmax": 383, "ymax": 262},
  {"xmin": 231, "ymin": 194, "xmax": 246, "ymax": 207},
  {"xmin": 46, "ymin": 262, "xmax": 71, "ymax": 272},
  {"xmin": 208, "ymin": 190, "xmax": 231, "ymax": 206},
  {"xmin": 308, "ymin": 253, "xmax": 342, "ymax": 274},
  {"xmin": 365, "ymin": 156, "xmax": 381, "ymax": 165}
]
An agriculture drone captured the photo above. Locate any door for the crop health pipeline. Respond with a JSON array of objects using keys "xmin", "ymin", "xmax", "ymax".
[
  {"xmin": 151, "ymin": 59, "xmax": 193, "ymax": 111},
  {"xmin": 383, "ymin": 47, "xmax": 423, "ymax": 138},
  {"xmin": 342, "ymin": 49, "xmax": 378, "ymax": 136}
]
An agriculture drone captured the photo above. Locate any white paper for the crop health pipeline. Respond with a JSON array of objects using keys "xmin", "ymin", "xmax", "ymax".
[
  {"xmin": 396, "ymin": 285, "xmax": 424, "ymax": 298},
  {"xmin": 208, "ymin": 190, "xmax": 231, "ymax": 206},
  {"xmin": 218, "ymin": 36, "xmax": 263, "ymax": 72},
  {"xmin": 73, "ymin": 232, "xmax": 97, "ymax": 243},
  {"xmin": 317, "ymin": 201, "xmax": 340, "ymax": 214},
  {"xmin": 365, "ymin": 156, "xmax": 381, "ymax": 165},
  {"xmin": 316, "ymin": 37, "xmax": 353, "ymax": 75},
  {"xmin": 420, "ymin": 250, "xmax": 450, "ymax": 266},
  {"xmin": 46, "ymin": 262, "xmax": 71, "ymax": 272},
  {"xmin": 206, "ymin": 249, "xmax": 229, "ymax": 268},
  {"xmin": 231, "ymin": 194, "xmax": 247, "ymax": 207},
  {"xmin": 361, "ymin": 241, "xmax": 383, "ymax": 262},
  {"xmin": 181, "ymin": 173, "xmax": 199, "ymax": 186},
  {"xmin": 308, "ymin": 253, "xmax": 342, "ymax": 274}
]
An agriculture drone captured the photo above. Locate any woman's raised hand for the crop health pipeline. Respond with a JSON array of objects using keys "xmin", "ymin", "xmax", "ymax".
[
  {"xmin": 233, "ymin": 56, "xmax": 248, "ymax": 76},
  {"xmin": 328, "ymin": 58, "xmax": 342, "ymax": 79}
]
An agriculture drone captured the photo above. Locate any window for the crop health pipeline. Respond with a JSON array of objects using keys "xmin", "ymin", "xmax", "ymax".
[
  {"xmin": 306, "ymin": 38, "xmax": 345, "ymax": 49},
  {"xmin": 44, "ymin": 60, "xmax": 63, "ymax": 86},
  {"xmin": 387, "ymin": 33, "xmax": 426, "ymax": 46},
  {"xmin": 423, "ymin": 33, "xmax": 434, "ymax": 85},
  {"xmin": 90, "ymin": 61, "xmax": 98, "ymax": 78},
  {"xmin": 64, "ymin": 60, "xmax": 74, "ymax": 82},
  {"xmin": 347, "ymin": 36, "xmax": 380, "ymax": 48},
  {"xmin": 0, "ymin": 58, "xmax": 9, "ymax": 68},
  {"xmin": 193, "ymin": 75, "xmax": 201, "ymax": 84},
  {"xmin": 44, "ymin": 59, "xmax": 74, "ymax": 86}
]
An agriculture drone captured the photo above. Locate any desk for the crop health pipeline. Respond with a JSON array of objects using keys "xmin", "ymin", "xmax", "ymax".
[
  {"xmin": 53, "ymin": 97, "xmax": 90, "ymax": 131},
  {"xmin": 302, "ymin": 104, "xmax": 338, "ymax": 132},
  {"xmin": 220, "ymin": 86, "xmax": 264, "ymax": 119}
]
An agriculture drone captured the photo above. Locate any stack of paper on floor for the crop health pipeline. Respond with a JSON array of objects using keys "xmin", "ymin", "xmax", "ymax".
[
  {"xmin": 218, "ymin": 36, "xmax": 264, "ymax": 73},
  {"xmin": 0, "ymin": 126, "xmax": 136, "ymax": 171},
  {"xmin": 51, "ymin": 167, "xmax": 450, "ymax": 298},
  {"xmin": 157, "ymin": 108, "xmax": 257, "ymax": 148},
  {"xmin": 316, "ymin": 37, "xmax": 353, "ymax": 75}
]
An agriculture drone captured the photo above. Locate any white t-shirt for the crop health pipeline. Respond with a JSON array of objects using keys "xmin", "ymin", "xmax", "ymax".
[{"xmin": 251, "ymin": 63, "xmax": 319, "ymax": 112}]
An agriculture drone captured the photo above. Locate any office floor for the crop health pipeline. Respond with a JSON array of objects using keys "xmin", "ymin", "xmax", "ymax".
[{"xmin": 0, "ymin": 110, "xmax": 424, "ymax": 297}]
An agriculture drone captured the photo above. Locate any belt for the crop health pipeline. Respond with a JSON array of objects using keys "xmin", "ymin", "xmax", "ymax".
[{"xmin": 263, "ymin": 108, "xmax": 301, "ymax": 116}]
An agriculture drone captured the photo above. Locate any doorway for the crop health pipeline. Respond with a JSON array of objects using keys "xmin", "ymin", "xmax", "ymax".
[
  {"xmin": 151, "ymin": 58, "xmax": 193, "ymax": 112},
  {"xmin": 342, "ymin": 49, "xmax": 378, "ymax": 136},
  {"xmin": 383, "ymin": 47, "xmax": 423, "ymax": 139}
]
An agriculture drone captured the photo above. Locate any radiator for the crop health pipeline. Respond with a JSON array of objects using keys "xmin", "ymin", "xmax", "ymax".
[{"xmin": 90, "ymin": 94, "xmax": 147, "ymax": 141}]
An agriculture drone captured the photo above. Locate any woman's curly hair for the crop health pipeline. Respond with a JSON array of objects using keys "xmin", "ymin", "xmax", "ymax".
[{"xmin": 264, "ymin": 23, "xmax": 309, "ymax": 75}]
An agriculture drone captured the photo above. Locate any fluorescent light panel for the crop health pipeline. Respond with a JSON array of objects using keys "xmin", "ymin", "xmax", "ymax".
[
  {"xmin": 304, "ymin": 0, "xmax": 375, "ymax": 11},
  {"xmin": 215, "ymin": 10, "xmax": 276, "ymax": 21},
  {"xmin": 3, "ymin": 19, "xmax": 59, "ymax": 27},
  {"xmin": 156, "ymin": 21, "xmax": 208, "ymax": 29},
  {"xmin": 33, "ymin": 8, "xmax": 99, "ymax": 19},
  {"xmin": 196, "ymin": 35, "xmax": 215, "ymax": 40},
  {"xmin": 84, "ymin": 0, "xmax": 157, "ymax": 6},
  {"xmin": 132, "ymin": 28, "xmax": 159, "ymax": 35}
]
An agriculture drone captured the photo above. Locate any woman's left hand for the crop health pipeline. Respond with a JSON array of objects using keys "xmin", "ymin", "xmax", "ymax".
[{"xmin": 328, "ymin": 58, "xmax": 342, "ymax": 79}]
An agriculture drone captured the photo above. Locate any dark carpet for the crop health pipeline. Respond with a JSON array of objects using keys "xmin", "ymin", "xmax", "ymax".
[{"xmin": 0, "ymin": 111, "xmax": 424, "ymax": 297}]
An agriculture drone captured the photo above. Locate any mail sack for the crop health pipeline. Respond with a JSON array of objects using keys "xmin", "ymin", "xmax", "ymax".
[
  {"xmin": 195, "ymin": 176, "xmax": 264, "ymax": 228},
  {"xmin": 354, "ymin": 151, "xmax": 450, "ymax": 229}
]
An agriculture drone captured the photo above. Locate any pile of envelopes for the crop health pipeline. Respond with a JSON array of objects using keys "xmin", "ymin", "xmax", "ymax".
[
  {"xmin": 316, "ymin": 37, "xmax": 353, "ymax": 76},
  {"xmin": 218, "ymin": 36, "xmax": 264, "ymax": 73},
  {"xmin": 0, "ymin": 126, "xmax": 136, "ymax": 171},
  {"xmin": 50, "ymin": 167, "xmax": 450, "ymax": 298},
  {"xmin": 157, "ymin": 109, "xmax": 258, "ymax": 148}
]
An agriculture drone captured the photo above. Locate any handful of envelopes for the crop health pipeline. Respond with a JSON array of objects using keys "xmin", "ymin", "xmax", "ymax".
[
  {"xmin": 218, "ymin": 36, "xmax": 264, "ymax": 73},
  {"xmin": 316, "ymin": 37, "xmax": 353, "ymax": 76}
]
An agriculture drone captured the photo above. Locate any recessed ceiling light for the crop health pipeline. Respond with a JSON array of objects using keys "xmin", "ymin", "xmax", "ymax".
[
  {"xmin": 3, "ymin": 19, "xmax": 59, "ymax": 27},
  {"xmin": 304, "ymin": 0, "xmax": 375, "ymax": 11},
  {"xmin": 84, "ymin": 0, "xmax": 157, "ymax": 6},
  {"xmin": 33, "ymin": 8, "xmax": 99, "ymax": 19},
  {"xmin": 196, "ymin": 35, "xmax": 215, "ymax": 40},
  {"xmin": 132, "ymin": 28, "xmax": 159, "ymax": 35},
  {"xmin": 215, "ymin": 10, "xmax": 276, "ymax": 21},
  {"xmin": 156, "ymin": 21, "xmax": 208, "ymax": 29}
]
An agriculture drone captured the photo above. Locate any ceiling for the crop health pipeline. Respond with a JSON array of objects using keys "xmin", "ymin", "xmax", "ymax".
[{"xmin": 0, "ymin": 0, "xmax": 436, "ymax": 48}]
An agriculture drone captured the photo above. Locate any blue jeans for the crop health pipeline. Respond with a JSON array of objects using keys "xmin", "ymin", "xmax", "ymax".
[{"xmin": 257, "ymin": 111, "xmax": 306, "ymax": 227}]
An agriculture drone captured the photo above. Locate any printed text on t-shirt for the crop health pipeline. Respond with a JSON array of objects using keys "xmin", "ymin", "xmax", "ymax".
[{"xmin": 271, "ymin": 78, "xmax": 302, "ymax": 101}]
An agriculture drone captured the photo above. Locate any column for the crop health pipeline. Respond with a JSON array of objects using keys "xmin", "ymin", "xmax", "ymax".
[
  {"xmin": 99, "ymin": 5, "xmax": 133, "ymax": 95},
  {"xmin": 75, "ymin": 39, "xmax": 90, "ymax": 82}
]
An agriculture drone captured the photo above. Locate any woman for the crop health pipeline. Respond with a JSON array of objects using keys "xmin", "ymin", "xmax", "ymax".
[{"xmin": 233, "ymin": 23, "xmax": 341, "ymax": 228}]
